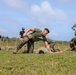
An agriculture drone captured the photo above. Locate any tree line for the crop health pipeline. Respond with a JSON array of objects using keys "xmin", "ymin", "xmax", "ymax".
[{"xmin": 0, "ymin": 35, "xmax": 69, "ymax": 44}]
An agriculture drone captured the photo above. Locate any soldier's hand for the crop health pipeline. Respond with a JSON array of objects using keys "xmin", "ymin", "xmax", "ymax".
[{"xmin": 50, "ymin": 51, "xmax": 54, "ymax": 54}]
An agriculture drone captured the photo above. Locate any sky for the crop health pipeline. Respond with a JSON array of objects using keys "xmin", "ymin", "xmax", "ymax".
[{"xmin": 0, "ymin": 0, "xmax": 76, "ymax": 41}]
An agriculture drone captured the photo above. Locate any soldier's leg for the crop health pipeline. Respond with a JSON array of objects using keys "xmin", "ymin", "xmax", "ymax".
[
  {"xmin": 27, "ymin": 39, "xmax": 34, "ymax": 53},
  {"xmin": 22, "ymin": 45, "xmax": 26, "ymax": 53},
  {"xmin": 27, "ymin": 41, "xmax": 31, "ymax": 53},
  {"xmin": 20, "ymin": 38, "xmax": 26, "ymax": 53},
  {"xmin": 29, "ymin": 39, "xmax": 34, "ymax": 53},
  {"xmin": 13, "ymin": 36, "xmax": 29, "ymax": 54},
  {"xmin": 70, "ymin": 42, "xmax": 75, "ymax": 51}
]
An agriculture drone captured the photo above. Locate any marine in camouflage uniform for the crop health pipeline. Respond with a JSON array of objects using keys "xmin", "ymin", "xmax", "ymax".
[
  {"xmin": 0, "ymin": 35, "xmax": 1, "ymax": 50},
  {"xmin": 34, "ymin": 40, "xmax": 62, "ymax": 54},
  {"xmin": 0, "ymin": 35, "xmax": 1, "ymax": 43},
  {"xmin": 70, "ymin": 24, "xmax": 76, "ymax": 51},
  {"xmin": 19, "ymin": 27, "xmax": 26, "ymax": 53},
  {"xmin": 13, "ymin": 28, "xmax": 53, "ymax": 54},
  {"xmin": 70, "ymin": 32, "xmax": 76, "ymax": 51},
  {"xmin": 20, "ymin": 28, "xmax": 25, "ymax": 39},
  {"xmin": 47, "ymin": 39, "xmax": 60, "ymax": 52}
]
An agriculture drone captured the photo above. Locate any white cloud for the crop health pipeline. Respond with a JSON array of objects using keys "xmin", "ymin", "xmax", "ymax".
[
  {"xmin": 55, "ymin": 0, "xmax": 69, "ymax": 3},
  {"xmin": 31, "ymin": 1, "xmax": 68, "ymax": 23},
  {"xmin": 31, "ymin": 1, "xmax": 55, "ymax": 18},
  {"xmin": 31, "ymin": 5, "xmax": 41, "ymax": 15},
  {"xmin": 41, "ymin": 1, "xmax": 55, "ymax": 16},
  {"xmin": 54, "ymin": 9, "xmax": 68, "ymax": 21},
  {"xmin": 3, "ymin": 0, "xmax": 27, "ymax": 9}
]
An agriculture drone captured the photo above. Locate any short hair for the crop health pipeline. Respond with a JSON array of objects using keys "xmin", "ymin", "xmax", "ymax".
[
  {"xmin": 44, "ymin": 28, "xmax": 50, "ymax": 33},
  {"xmin": 22, "ymin": 27, "xmax": 25, "ymax": 30}
]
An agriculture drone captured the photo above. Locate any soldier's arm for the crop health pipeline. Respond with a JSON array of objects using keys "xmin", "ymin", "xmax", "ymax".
[
  {"xmin": 44, "ymin": 41, "xmax": 54, "ymax": 54},
  {"xmin": 23, "ymin": 28, "xmax": 35, "ymax": 37}
]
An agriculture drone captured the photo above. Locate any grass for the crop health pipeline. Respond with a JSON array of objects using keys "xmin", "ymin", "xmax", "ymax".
[
  {"xmin": 0, "ymin": 50, "xmax": 76, "ymax": 75},
  {"xmin": 0, "ymin": 42, "xmax": 76, "ymax": 75}
]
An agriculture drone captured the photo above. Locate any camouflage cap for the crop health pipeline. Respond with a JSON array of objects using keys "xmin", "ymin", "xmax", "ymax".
[{"xmin": 44, "ymin": 28, "xmax": 50, "ymax": 33}]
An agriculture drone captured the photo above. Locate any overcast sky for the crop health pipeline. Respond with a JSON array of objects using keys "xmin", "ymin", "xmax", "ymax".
[{"xmin": 0, "ymin": 0, "xmax": 76, "ymax": 41}]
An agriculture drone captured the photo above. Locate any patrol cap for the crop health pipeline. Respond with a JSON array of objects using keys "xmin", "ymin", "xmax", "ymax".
[{"xmin": 44, "ymin": 28, "xmax": 50, "ymax": 33}]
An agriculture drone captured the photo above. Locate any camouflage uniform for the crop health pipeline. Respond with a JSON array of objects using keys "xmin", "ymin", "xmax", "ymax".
[
  {"xmin": 15, "ymin": 28, "xmax": 47, "ymax": 53},
  {"xmin": 34, "ymin": 47, "xmax": 49, "ymax": 54},
  {"xmin": 20, "ymin": 29, "xmax": 25, "ymax": 38},
  {"xmin": 0, "ymin": 35, "xmax": 1, "ymax": 43},
  {"xmin": 0, "ymin": 35, "xmax": 1, "ymax": 49},
  {"xmin": 19, "ymin": 28, "xmax": 26, "ymax": 53},
  {"xmin": 69, "ymin": 24, "xmax": 76, "ymax": 51},
  {"xmin": 47, "ymin": 39, "xmax": 59, "ymax": 52},
  {"xmin": 70, "ymin": 37, "xmax": 76, "ymax": 51}
]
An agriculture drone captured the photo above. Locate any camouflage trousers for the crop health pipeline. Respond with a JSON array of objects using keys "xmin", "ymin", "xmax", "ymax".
[
  {"xmin": 17, "ymin": 35, "xmax": 34, "ymax": 53},
  {"xmin": 20, "ymin": 38, "xmax": 26, "ymax": 51},
  {"xmin": 50, "ymin": 42, "xmax": 57, "ymax": 52},
  {"xmin": 70, "ymin": 42, "xmax": 76, "ymax": 51}
]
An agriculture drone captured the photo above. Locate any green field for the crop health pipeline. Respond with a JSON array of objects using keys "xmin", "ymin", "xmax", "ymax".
[{"xmin": 0, "ymin": 42, "xmax": 76, "ymax": 75}]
